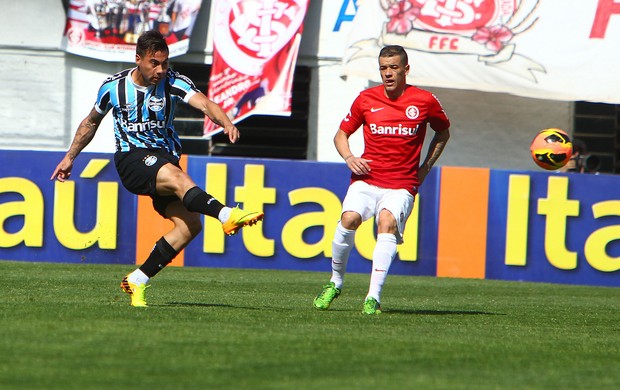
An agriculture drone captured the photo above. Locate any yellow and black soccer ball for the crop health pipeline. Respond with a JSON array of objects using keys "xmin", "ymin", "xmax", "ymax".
[{"xmin": 530, "ymin": 128, "xmax": 573, "ymax": 170}]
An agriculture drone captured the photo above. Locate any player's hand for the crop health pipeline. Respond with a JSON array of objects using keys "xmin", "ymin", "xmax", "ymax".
[
  {"xmin": 346, "ymin": 156, "xmax": 372, "ymax": 176},
  {"xmin": 224, "ymin": 124, "xmax": 240, "ymax": 144},
  {"xmin": 418, "ymin": 163, "xmax": 431, "ymax": 185},
  {"xmin": 50, "ymin": 157, "xmax": 74, "ymax": 182}
]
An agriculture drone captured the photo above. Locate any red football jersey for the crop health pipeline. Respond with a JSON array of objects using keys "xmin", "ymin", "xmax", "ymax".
[{"xmin": 339, "ymin": 84, "xmax": 450, "ymax": 194}]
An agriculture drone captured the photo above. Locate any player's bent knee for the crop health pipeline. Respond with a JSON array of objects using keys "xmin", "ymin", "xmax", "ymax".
[
  {"xmin": 341, "ymin": 211, "xmax": 362, "ymax": 230},
  {"xmin": 377, "ymin": 210, "xmax": 397, "ymax": 232}
]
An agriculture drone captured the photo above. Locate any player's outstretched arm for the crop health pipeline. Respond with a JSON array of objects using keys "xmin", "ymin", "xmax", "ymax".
[
  {"xmin": 419, "ymin": 129, "xmax": 450, "ymax": 185},
  {"xmin": 51, "ymin": 108, "xmax": 104, "ymax": 182},
  {"xmin": 189, "ymin": 92, "xmax": 239, "ymax": 144}
]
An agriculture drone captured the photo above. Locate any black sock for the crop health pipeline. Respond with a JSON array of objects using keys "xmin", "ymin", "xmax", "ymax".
[
  {"xmin": 182, "ymin": 186, "xmax": 225, "ymax": 219},
  {"xmin": 139, "ymin": 237, "xmax": 178, "ymax": 278}
]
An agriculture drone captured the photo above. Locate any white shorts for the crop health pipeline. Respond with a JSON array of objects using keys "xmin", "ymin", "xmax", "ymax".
[{"xmin": 341, "ymin": 180, "xmax": 415, "ymax": 244}]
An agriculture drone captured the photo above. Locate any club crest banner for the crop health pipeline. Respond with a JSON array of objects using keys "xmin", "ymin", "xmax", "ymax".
[
  {"xmin": 204, "ymin": 0, "xmax": 309, "ymax": 137},
  {"xmin": 63, "ymin": 0, "xmax": 203, "ymax": 62},
  {"xmin": 342, "ymin": 0, "xmax": 620, "ymax": 104}
]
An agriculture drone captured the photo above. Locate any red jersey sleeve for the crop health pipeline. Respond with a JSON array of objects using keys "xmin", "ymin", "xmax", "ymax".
[
  {"xmin": 339, "ymin": 94, "xmax": 365, "ymax": 134},
  {"xmin": 428, "ymin": 93, "xmax": 450, "ymax": 132}
]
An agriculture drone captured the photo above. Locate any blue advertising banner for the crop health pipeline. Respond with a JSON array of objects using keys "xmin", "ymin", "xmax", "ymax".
[
  {"xmin": 181, "ymin": 156, "xmax": 440, "ymax": 277},
  {"xmin": 0, "ymin": 150, "xmax": 136, "ymax": 265},
  {"xmin": 487, "ymin": 170, "xmax": 620, "ymax": 287},
  {"xmin": 2, "ymin": 150, "xmax": 620, "ymax": 288}
]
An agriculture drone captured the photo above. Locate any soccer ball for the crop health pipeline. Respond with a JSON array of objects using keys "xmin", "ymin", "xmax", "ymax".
[{"xmin": 530, "ymin": 128, "xmax": 573, "ymax": 170}]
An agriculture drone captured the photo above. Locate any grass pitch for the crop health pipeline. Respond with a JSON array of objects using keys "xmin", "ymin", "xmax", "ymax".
[{"xmin": 1, "ymin": 261, "xmax": 620, "ymax": 389}]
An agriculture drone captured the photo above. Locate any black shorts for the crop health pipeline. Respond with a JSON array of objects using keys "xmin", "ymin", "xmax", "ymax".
[{"xmin": 114, "ymin": 148, "xmax": 180, "ymax": 217}]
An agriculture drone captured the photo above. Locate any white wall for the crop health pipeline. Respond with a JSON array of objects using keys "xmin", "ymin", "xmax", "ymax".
[
  {"xmin": 0, "ymin": 0, "xmax": 65, "ymax": 48},
  {"xmin": 0, "ymin": 0, "xmax": 575, "ymax": 171},
  {"xmin": 66, "ymin": 57, "xmax": 128, "ymax": 153},
  {"xmin": 0, "ymin": 0, "xmax": 116, "ymax": 153},
  {"xmin": 0, "ymin": 0, "xmax": 68, "ymax": 150},
  {"xmin": 425, "ymin": 87, "xmax": 573, "ymax": 170},
  {"xmin": 0, "ymin": 50, "xmax": 67, "ymax": 149}
]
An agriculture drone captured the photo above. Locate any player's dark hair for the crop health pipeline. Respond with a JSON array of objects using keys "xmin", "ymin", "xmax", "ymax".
[
  {"xmin": 136, "ymin": 30, "xmax": 169, "ymax": 57},
  {"xmin": 379, "ymin": 45, "xmax": 408, "ymax": 65}
]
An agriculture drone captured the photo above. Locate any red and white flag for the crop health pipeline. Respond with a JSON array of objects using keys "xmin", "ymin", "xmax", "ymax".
[{"xmin": 204, "ymin": 0, "xmax": 309, "ymax": 137}]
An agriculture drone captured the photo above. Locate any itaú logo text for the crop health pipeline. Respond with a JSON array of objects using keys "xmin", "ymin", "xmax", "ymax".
[
  {"xmin": 369, "ymin": 123, "xmax": 419, "ymax": 136},
  {"xmin": 123, "ymin": 119, "xmax": 166, "ymax": 133}
]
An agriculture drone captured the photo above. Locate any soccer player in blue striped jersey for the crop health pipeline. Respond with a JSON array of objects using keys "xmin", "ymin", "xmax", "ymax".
[{"xmin": 51, "ymin": 30, "xmax": 264, "ymax": 307}]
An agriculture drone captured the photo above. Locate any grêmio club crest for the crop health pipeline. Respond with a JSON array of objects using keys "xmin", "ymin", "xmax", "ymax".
[{"xmin": 348, "ymin": 0, "xmax": 545, "ymax": 82}]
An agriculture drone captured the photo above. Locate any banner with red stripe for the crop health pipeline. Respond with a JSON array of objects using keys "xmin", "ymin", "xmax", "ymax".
[{"xmin": 203, "ymin": 0, "xmax": 309, "ymax": 137}]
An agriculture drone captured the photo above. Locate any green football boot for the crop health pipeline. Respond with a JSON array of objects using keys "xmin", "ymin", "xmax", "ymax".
[
  {"xmin": 313, "ymin": 282, "xmax": 341, "ymax": 310},
  {"xmin": 362, "ymin": 297, "xmax": 382, "ymax": 315}
]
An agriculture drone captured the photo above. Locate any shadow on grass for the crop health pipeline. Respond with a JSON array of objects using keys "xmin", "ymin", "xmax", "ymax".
[
  {"xmin": 313, "ymin": 308, "xmax": 503, "ymax": 316},
  {"xmin": 386, "ymin": 308, "xmax": 504, "ymax": 316},
  {"xmin": 157, "ymin": 303, "xmax": 500, "ymax": 316},
  {"xmin": 158, "ymin": 302, "xmax": 240, "ymax": 308},
  {"xmin": 161, "ymin": 302, "xmax": 294, "ymax": 311}
]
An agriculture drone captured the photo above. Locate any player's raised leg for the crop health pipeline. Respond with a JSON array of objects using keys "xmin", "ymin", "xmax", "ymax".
[
  {"xmin": 157, "ymin": 163, "xmax": 264, "ymax": 236},
  {"xmin": 221, "ymin": 206, "xmax": 265, "ymax": 236},
  {"xmin": 181, "ymin": 186, "xmax": 264, "ymax": 235}
]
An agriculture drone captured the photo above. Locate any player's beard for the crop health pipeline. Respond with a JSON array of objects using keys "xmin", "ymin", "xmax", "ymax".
[
  {"xmin": 149, "ymin": 73, "xmax": 162, "ymax": 85},
  {"xmin": 138, "ymin": 68, "xmax": 161, "ymax": 86}
]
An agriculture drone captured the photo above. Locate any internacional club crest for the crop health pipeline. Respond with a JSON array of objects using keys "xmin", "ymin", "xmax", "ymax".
[
  {"xmin": 348, "ymin": 0, "xmax": 544, "ymax": 82},
  {"xmin": 213, "ymin": 0, "xmax": 308, "ymax": 76},
  {"xmin": 406, "ymin": 105, "xmax": 420, "ymax": 119}
]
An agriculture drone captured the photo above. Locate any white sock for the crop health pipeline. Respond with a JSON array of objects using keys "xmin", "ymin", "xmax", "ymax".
[
  {"xmin": 128, "ymin": 269, "xmax": 149, "ymax": 285},
  {"xmin": 366, "ymin": 233, "xmax": 397, "ymax": 302},
  {"xmin": 218, "ymin": 207, "xmax": 232, "ymax": 223},
  {"xmin": 330, "ymin": 221, "xmax": 356, "ymax": 289}
]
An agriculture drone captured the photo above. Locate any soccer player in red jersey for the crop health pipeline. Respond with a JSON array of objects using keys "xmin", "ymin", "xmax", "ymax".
[{"xmin": 313, "ymin": 45, "xmax": 451, "ymax": 314}]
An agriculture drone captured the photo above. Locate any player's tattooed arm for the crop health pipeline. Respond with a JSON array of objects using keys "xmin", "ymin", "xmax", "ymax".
[
  {"xmin": 419, "ymin": 129, "xmax": 450, "ymax": 185},
  {"xmin": 67, "ymin": 108, "xmax": 104, "ymax": 160},
  {"xmin": 51, "ymin": 108, "xmax": 103, "ymax": 182}
]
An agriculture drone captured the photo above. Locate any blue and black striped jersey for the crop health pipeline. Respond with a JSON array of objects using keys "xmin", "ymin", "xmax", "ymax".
[{"xmin": 94, "ymin": 68, "xmax": 199, "ymax": 157}]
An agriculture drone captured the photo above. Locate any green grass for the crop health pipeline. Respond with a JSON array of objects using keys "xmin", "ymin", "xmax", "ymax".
[{"xmin": 2, "ymin": 261, "xmax": 620, "ymax": 389}]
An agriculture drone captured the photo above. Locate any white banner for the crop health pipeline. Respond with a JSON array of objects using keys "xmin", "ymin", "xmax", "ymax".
[{"xmin": 342, "ymin": 0, "xmax": 620, "ymax": 104}]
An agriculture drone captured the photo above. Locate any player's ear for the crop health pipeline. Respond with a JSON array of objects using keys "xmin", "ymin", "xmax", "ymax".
[
  {"xmin": 405, "ymin": 64, "xmax": 410, "ymax": 75},
  {"xmin": 135, "ymin": 54, "xmax": 141, "ymax": 65}
]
